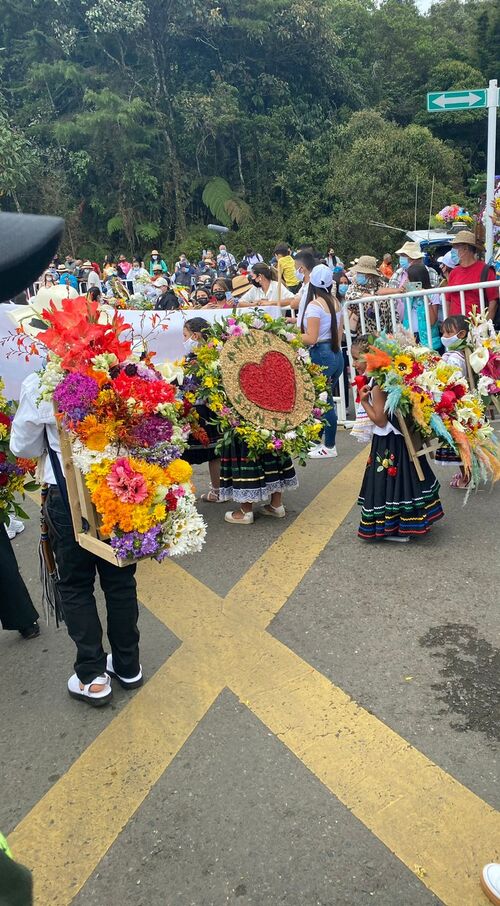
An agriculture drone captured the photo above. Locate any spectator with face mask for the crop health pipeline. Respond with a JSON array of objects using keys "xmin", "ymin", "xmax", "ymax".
[
  {"xmin": 236, "ymin": 263, "xmax": 295, "ymax": 307},
  {"xmin": 217, "ymin": 244, "xmax": 237, "ymax": 276},
  {"xmin": 346, "ymin": 256, "xmax": 393, "ymax": 336},
  {"xmin": 148, "ymin": 249, "xmax": 168, "ymax": 275}
]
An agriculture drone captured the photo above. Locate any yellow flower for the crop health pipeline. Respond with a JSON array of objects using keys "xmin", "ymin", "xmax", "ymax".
[
  {"xmin": 203, "ymin": 376, "xmax": 215, "ymax": 388},
  {"xmin": 393, "ymin": 354, "xmax": 413, "ymax": 376},
  {"xmin": 165, "ymin": 459, "xmax": 193, "ymax": 485}
]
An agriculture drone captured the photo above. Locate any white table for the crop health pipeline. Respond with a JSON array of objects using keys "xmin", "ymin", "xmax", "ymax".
[{"xmin": 0, "ymin": 305, "xmax": 281, "ymax": 400}]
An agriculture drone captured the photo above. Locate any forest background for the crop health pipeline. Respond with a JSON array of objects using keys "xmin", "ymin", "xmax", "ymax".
[{"xmin": 0, "ymin": 0, "xmax": 498, "ymax": 263}]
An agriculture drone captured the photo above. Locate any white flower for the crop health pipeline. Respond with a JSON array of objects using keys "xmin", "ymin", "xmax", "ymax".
[
  {"xmin": 91, "ymin": 352, "xmax": 118, "ymax": 372},
  {"xmin": 297, "ymin": 348, "xmax": 310, "ymax": 363},
  {"xmin": 319, "ymin": 391, "xmax": 328, "ymax": 403},
  {"xmin": 71, "ymin": 438, "xmax": 115, "ymax": 473},
  {"xmin": 477, "ymin": 374, "xmax": 494, "ymax": 396},
  {"xmin": 469, "ymin": 347, "xmax": 489, "ymax": 373},
  {"xmin": 284, "ymin": 430, "xmax": 297, "ymax": 440},
  {"xmin": 156, "ymin": 361, "xmax": 184, "ymax": 385},
  {"xmin": 251, "ymin": 317, "xmax": 264, "ymax": 329}
]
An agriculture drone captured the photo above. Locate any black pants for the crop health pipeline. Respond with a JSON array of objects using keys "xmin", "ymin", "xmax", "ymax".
[
  {"xmin": 0, "ymin": 525, "xmax": 39, "ymax": 631},
  {"xmin": 44, "ymin": 487, "xmax": 140, "ymax": 684}
]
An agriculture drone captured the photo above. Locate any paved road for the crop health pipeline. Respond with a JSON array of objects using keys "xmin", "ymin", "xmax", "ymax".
[{"xmin": 1, "ymin": 429, "xmax": 499, "ymax": 906}]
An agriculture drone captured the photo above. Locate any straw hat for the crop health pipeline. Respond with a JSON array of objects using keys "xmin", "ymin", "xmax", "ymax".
[
  {"xmin": 231, "ymin": 274, "xmax": 253, "ymax": 297},
  {"xmin": 450, "ymin": 230, "xmax": 478, "ymax": 248},
  {"xmin": 395, "ymin": 241, "xmax": 424, "ymax": 259},
  {"xmin": 351, "ymin": 255, "xmax": 380, "ymax": 277},
  {"xmin": 82, "ymin": 260, "xmax": 92, "ymax": 267},
  {"xmin": 57, "ymin": 263, "xmax": 68, "ymax": 272}
]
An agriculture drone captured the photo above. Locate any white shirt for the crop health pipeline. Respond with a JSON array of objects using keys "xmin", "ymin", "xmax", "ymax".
[
  {"xmin": 302, "ymin": 301, "xmax": 332, "ymax": 342},
  {"xmin": 86, "ymin": 270, "xmax": 101, "ymax": 290},
  {"xmin": 238, "ymin": 280, "xmax": 294, "ymax": 304},
  {"xmin": 10, "ymin": 372, "xmax": 62, "ymax": 484}
]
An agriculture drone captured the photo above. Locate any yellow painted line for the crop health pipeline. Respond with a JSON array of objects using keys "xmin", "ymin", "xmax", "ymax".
[
  {"xmin": 226, "ymin": 630, "xmax": 500, "ymax": 906},
  {"xmin": 225, "ymin": 450, "xmax": 367, "ymax": 627},
  {"xmin": 10, "ymin": 451, "xmax": 498, "ymax": 906},
  {"xmin": 9, "ymin": 647, "xmax": 224, "ymax": 906}
]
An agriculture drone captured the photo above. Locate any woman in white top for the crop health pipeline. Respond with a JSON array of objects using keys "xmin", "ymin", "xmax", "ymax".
[
  {"xmin": 237, "ymin": 263, "xmax": 295, "ymax": 307},
  {"xmin": 300, "ymin": 264, "xmax": 344, "ymax": 459}
]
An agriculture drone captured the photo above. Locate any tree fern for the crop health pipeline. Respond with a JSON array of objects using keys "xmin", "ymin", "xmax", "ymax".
[{"xmin": 202, "ymin": 177, "xmax": 251, "ymax": 227}]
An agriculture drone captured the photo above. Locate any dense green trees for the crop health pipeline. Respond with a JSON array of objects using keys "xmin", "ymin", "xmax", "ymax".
[{"xmin": 0, "ymin": 0, "xmax": 496, "ymax": 260}]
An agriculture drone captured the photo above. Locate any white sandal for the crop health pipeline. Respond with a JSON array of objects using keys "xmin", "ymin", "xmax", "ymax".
[
  {"xmin": 224, "ymin": 509, "xmax": 254, "ymax": 524},
  {"xmin": 67, "ymin": 672, "xmax": 112, "ymax": 707},
  {"xmin": 199, "ymin": 486, "xmax": 224, "ymax": 503},
  {"xmin": 106, "ymin": 654, "xmax": 143, "ymax": 690}
]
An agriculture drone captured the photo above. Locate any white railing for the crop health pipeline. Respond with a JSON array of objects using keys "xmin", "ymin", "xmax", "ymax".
[{"xmin": 335, "ymin": 278, "xmax": 500, "ymax": 425}]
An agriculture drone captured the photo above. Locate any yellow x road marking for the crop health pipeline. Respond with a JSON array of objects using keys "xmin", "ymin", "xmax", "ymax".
[{"xmin": 9, "ymin": 450, "xmax": 500, "ymax": 905}]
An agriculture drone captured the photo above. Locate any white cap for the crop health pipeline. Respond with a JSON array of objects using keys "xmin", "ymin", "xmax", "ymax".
[
  {"xmin": 437, "ymin": 251, "xmax": 457, "ymax": 269},
  {"xmin": 310, "ymin": 264, "xmax": 333, "ymax": 289}
]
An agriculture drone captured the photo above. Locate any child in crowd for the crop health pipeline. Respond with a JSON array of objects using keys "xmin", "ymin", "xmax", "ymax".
[
  {"xmin": 351, "ymin": 335, "xmax": 444, "ymax": 542},
  {"xmin": 434, "ymin": 314, "xmax": 469, "ymax": 489},
  {"xmin": 182, "ymin": 318, "xmax": 223, "ymax": 502},
  {"xmin": 349, "ymin": 334, "xmax": 374, "ymax": 445}
]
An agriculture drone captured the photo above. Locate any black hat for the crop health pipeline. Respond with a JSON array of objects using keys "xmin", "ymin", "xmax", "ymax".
[{"xmin": 0, "ymin": 212, "xmax": 64, "ymax": 303}]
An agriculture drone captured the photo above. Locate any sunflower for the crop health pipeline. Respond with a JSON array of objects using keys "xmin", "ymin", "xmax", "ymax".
[{"xmin": 393, "ymin": 354, "xmax": 414, "ymax": 376}]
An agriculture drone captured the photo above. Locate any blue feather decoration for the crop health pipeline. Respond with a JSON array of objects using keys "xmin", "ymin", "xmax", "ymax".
[{"xmin": 429, "ymin": 413, "xmax": 456, "ymax": 448}]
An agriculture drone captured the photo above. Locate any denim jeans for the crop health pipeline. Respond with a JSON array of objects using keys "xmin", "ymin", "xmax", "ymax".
[
  {"xmin": 44, "ymin": 487, "xmax": 140, "ymax": 684},
  {"xmin": 309, "ymin": 343, "xmax": 344, "ymax": 448}
]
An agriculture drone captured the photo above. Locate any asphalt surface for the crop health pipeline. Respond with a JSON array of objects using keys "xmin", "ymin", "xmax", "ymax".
[{"xmin": 1, "ymin": 427, "xmax": 498, "ymax": 905}]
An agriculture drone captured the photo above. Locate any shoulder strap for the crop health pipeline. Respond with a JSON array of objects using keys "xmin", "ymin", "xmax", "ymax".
[{"xmin": 45, "ymin": 429, "xmax": 70, "ymax": 513}]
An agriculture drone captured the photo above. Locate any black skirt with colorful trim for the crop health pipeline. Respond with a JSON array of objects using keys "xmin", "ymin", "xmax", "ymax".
[
  {"xmin": 434, "ymin": 442, "xmax": 461, "ymax": 466},
  {"xmin": 219, "ymin": 436, "xmax": 298, "ymax": 504},
  {"xmin": 358, "ymin": 431, "xmax": 444, "ymax": 540}
]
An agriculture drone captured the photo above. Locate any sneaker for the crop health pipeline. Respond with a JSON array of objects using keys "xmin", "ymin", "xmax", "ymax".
[
  {"xmin": 9, "ymin": 517, "xmax": 25, "ymax": 534},
  {"xmin": 308, "ymin": 445, "xmax": 337, "ymax": 459},
  {"xmin": 481, "ymin": 864, "xmax": 500, "ymax": 905},
  {"xmin": 19, "ymin": 622, "xmax": 40, "ymax": 640}
]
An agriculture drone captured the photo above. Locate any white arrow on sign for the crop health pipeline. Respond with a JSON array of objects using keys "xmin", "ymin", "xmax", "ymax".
[{"xmin": 432, "ymin": 92, "xmax": 483, "ymax": 108}]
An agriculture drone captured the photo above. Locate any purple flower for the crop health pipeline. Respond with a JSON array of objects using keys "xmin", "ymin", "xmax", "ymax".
[
  {"xmin": 274, "ymin": 439, "xmax": 283, "ymax": 450},
  {"xmin": 131, "ymin": 416, "xmax": 173, "ymax": 447},
  {"xmin": 53, "ymin": 373, "xmax": 99, "ymax": 420},
  {"xmin": 110, "ymin": 525, "xmax": 163, "ymax": 561}
]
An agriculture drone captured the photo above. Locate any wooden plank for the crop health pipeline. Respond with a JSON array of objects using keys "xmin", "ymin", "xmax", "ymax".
[
  {"xmin": 396, "ymin": 411, "xmax": 425, "ymax": 481},
  {"xmin": 77, "ymin": 533, "xmax": 124, "ymax": 567},
  {"xmin": 57, "ymin": 423, "xmax": 84, "ymax": 542}
]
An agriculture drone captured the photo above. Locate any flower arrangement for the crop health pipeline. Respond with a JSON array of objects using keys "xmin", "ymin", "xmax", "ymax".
[
  {"xmin": 362, "ymin": 333, "xmax": 500, "ymax": 487},
  {"xmin": 183, "ymin": 311, "xmax": 330, "ymax": 465},
  {"xmin": 36, "ymin": 296, "xmax": 206, "ymax": 563},
  {"xmin": 467, "ymin": 309, "xmax": 500, "ymax": 399},
  {"xmin": 0, "ymin": 378, "xmax": 38, "ymax": 523},
  {"xmin": 435, "ymin": 204, "xmax": 473, "ymax": 226}
]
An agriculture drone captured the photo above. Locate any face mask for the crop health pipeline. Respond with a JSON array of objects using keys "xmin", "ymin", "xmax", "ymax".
[
  {"xmin": 356, "ymin": 273, "xmax": 368, "ymax": 285},
  {"xmin": 213, "ymin": 291, "xmax": 226, "ymax": 301},
  {"xmin": 450, "ymin": 249, "xmax": 459, "ymax": 265},
  {"xmin": 338, "ymin": 283, "xmax": 348, "ymax": 295},
  {"xmin": 399, "ymin": 256, "xmax": 409, "ymax": 269},
  {"xmin": 441, "ymin": 334, "xmax": 459, "ymax": 349},
  {"xmin": 183, "ymin": 338, "xmax": 198, "ymax": 354},
  {"xmin": 295, "ymin": 269, "xmax": 304, "ymax": 282},
  {"xmin": 250, "ymin": 278, "xmax": 260, "ymax": 288}
]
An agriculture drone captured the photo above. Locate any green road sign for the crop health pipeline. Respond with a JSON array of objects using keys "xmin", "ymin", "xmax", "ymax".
[{"xmin": 427, "ymin": 89, "xmax": 487, "ymax": 112}]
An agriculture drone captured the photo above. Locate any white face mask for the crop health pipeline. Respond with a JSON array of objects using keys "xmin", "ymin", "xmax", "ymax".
[
  {"xmin": 183, "ymin": 337, "xmax": 198, "ymax": 354},
  {"xmin": 441, "ymin": 334, "xmax": 459, "ymax": 349}
]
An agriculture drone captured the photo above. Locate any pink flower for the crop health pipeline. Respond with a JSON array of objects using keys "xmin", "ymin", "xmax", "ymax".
[
  {"xmin": 107, "ymin": 457, "xmax": 149, "ymax": 503},
  {"xmin": 313, "ymin": 407, "xmax": 323, "ymax": 418},
  {"xmin": 274, "ymin": 439, "xmax": 283, "ymax": 450}
]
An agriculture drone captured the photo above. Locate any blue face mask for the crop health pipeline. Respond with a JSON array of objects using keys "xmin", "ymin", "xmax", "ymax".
[
  {"xmin": 338, "ymin": 283, "xmax": 348, "ymax": 295},
  {"xmin": 356, "ymin": 273, "xmax": 368, "ymax": 285},
  {"xmin": 399, "ymin": 256, "xmax": 409, "ymax": 269},
  {"xmin": 450, "ymin": 249, "xmax": 459, "ymax": 265}
]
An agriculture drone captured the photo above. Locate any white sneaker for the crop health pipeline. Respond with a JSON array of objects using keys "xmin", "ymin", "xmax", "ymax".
[
  {"xmin": 6, "ymin": 518, "xmax": 25, "ymax": 540},
  {"xmin": 308, "ymin": 445, "xmax": 337, "ymax": 459},
  {"xmin": 481, "ymin": 864, "xmax": 500, "ymax": 905}
]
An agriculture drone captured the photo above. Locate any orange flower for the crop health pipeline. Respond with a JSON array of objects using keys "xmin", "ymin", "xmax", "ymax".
[{"xmin": 364, "ymin": 347, "xmax": 393, "ymax": 372}]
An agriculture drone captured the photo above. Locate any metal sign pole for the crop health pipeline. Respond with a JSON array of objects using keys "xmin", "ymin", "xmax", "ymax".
[{"xmin": 485, "ymin": 79, "xmax": 498, "ymax": 263}]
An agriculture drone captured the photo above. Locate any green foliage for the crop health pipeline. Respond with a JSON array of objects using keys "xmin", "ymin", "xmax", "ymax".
[{"xmin": 0, "ymin": 0, "xmax": 494, "ymax": 259}]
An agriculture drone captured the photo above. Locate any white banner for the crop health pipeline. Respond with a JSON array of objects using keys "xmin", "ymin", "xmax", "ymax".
[{"xmin": 0, "ymin": 305, "xmax": 281, "ymax": 400}]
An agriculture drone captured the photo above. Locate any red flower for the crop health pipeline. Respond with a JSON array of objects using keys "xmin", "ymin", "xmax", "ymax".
[
  {"xmin": 0, "ymin": 473, "xmax": 9, "ymax": 486},
  {"xmin": 164, "ymin": 489, "xmax": 178, "ymax": 511},
  {"xmin": 0, "ymin": 413, "xmax": 11, "ymax": 428},
  {"xmin": 404, "ymin": 361, "xmax": 424, "ymax": 383},
  {"xmin": 388, "ymin": 466, "xmax": 398, "ymax": 477},
  {"xmin": 436, "ymin": 390, "xmax": 456, "ymax": 414},
  {"xmin": 111, "ymin": 372, "xmax": 175, "ymax": 415},
  {"xmin": 39, "ymin": 297, "xmax": 132, "ymax": 371},
  {"xmin": 449, "ymin": 383, "xmax": 467, "ymax": 400},
  {"xmin": 0, "ymin": 452, "xmax": 6, "ymax": 464}
]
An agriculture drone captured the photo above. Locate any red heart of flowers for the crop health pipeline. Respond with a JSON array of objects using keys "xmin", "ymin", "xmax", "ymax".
[{"xmin": 239, "ymin": 351, "xmax": 296, "ymax": 413}]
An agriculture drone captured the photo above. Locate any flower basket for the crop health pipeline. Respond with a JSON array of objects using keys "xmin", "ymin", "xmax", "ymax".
[{"xmin": 56, "ymin": 416, "xmax": 126, "ymax": 566}]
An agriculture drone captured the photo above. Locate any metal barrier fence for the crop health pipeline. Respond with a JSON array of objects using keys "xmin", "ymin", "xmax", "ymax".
[{"xmin": 335, "ymin": 279, "xmax": 500, "ymax": 426}]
